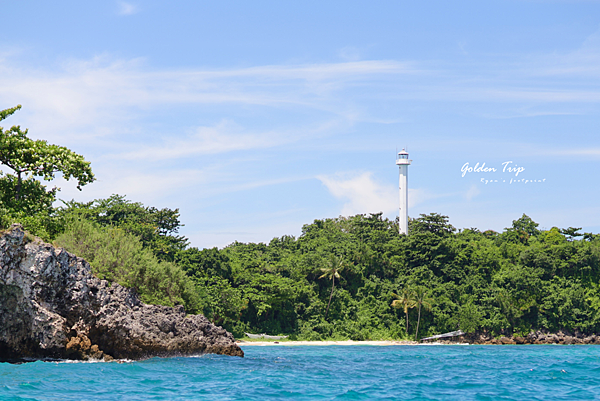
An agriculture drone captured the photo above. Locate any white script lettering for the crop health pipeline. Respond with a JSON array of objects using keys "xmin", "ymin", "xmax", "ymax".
[
  {"xmin": 461, "ymin": 162, "xmax": 497, "ymax": 177},
  {"xmin": 502, "ymin": 161, "xmax": 525, "ymax": 176}
]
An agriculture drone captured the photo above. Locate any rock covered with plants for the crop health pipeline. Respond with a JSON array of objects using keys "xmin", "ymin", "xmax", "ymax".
[{"xmin": 0, "ymin": 224, "xmax": 243, "ymax": 362}]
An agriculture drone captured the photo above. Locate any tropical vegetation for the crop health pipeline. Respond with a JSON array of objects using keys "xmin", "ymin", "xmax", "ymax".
[{"xmin": 2, "ymin": 104, "xmax": 600, "ymax": 342}]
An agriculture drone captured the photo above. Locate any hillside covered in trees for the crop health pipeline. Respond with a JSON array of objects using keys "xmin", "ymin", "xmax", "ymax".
[
  {"xmin": 6, "ymin": 193, "xmax": 600, "ymax": 340},
  {"xmin": 2, "ymin": 104, "xmax": 600, "ymax": 341}
]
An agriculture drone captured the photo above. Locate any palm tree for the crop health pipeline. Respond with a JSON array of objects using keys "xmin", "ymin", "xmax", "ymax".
[
  {"xmin": 413, "ymin": 286, "xmax": 434, "ymax": 340},
  {"xmin": 319, "ymin": 255, "xmax": 344, "ymax": 320},
  {"xmin": 391, "ymin": 287, "xmax": 416, "ymax": 335}
]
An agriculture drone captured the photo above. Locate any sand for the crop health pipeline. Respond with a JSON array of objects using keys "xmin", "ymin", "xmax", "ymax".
[{"xmin": 237, "ymin": 340, "xmax": 419, "ymax": 346}]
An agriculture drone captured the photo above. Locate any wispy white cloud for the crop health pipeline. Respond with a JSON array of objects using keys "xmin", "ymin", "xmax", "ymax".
[
  {"xmin": 2, "ymin": 46, "xmax": 599, "ymax": 150},
  {"xmin": 532, "ymin": 28, "xmax": 600, "ymax": 77},
  {"xmin": 117, "ymin": 2, "xmax": 139, "ymax": 16},
  {"xmin": 532, "ymin": 147, "xmax": 600, "ymax": 157},
  {"xmin": 564, "ymin": 148, "xmax": 600, "ymax": 156},
  {"xmin": 318, "ymin": 171, "xmax": 446, "ymax": 217},
  {"xmin": 408, "ymin": 188, "xmax": 444, "ymax": 208},
  {"xmin": 117, "ymin": 116, "xmax": 350, "ymax": 160},
  {"xmin": 457, "ymin": 41, "xmax": 468, "ymax": 56},
  {"xmin": 465, "ymin": 184, "xmax": 481, "ymax": 201},
  {"xmin": 318, "ymin": 172, "xmax": 397, "ymax": 216},
  {"xmin": 53, "ymin": 166, "xmax": 209, "ymax": 204},
  {"xmin": 119, "ymin": 120, "xmax": 282, "ymax": 160},
  {"xmin": 338, "ymin": 46, "xmax": 363, "ymax": 62},
  {"xmin": 0, "ymin": 56, "xmax": 414, "ymax": 142}
]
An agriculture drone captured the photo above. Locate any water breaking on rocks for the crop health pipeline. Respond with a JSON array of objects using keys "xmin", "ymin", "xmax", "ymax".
[{"xmin": 0, "ymin": 224, "xmax": 243, "ymax": 362}]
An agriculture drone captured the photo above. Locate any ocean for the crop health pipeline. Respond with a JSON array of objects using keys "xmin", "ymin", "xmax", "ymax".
[{"xmin": 1, "ymin": 345, "xmax": 600, "ymax": 400}]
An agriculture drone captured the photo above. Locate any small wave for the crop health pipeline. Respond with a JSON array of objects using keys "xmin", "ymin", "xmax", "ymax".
[{"xmin": 53, "ymin": 358, "xmax": 135, "ymax": 364}]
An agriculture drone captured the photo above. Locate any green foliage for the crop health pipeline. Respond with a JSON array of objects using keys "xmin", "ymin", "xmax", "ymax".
[
  {"xmin": 391, "ymin": 287, "xmax": 416, "ymax": 334},
  {"xmin": 171, "ymin": 212, "xmax": 600, "ymax": 340},
  {"xmin": 0, "ymin": 174, "xmax": 56, "ymax": 214},
  {"xmin": 413, "ymin": 286, "xmax": 434, "ymax": 339},
  {"xmin": 55, "ymin": 218, "xmax": 200, "ymax": 313},
  {"xmin": 2, "ymin": 116, "xmax": 596, "ymax": 345},
  {"xmin": 0, "ymin": 209, "xmax": 64, "ymax": 242},
  {"xmin": 59, "ymin": 194, "xmax": 188, "ymax": 261},
  {"xmin": 560, "ymin": 226, "xmax": 583, "ymax": 240},
  {"xmin": 511, "ymin": 214, "xmax": 540, "ymax": 237},
  {"xmin": 319, "ymin": 255, "xmax": 345, "ymax": 320},
  {"xmin": 409, "ymin": 213, "xmax": 455, "ymax": 236},
  {"xmin": 0, "ymin": 105, "xmax": 94, "ymax": 240},
  {"xmin": 0, "ymin": 105, "xmax": 94, "ymax": 205}
]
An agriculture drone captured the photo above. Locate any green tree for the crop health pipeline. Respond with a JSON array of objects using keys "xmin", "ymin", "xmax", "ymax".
[
  {"xmin": 60, "ymin": 195, "xmax": 187, "ymax": 261},
  {"xmin": 55, "ymin": 218, "xmax": 199, "ymax": 313},
  {"xmin": 511, "ymin": 214, "xmax": 540, "ymax": 237},
  {"xmin": 413, "ymin": 286, "xmax": 434, "ymax": 340},
  {"xmin": 454, "ymin": 298, "xmax": 482, "ymax": 333},
  {"xmin": 560, "ymin": 227, "xmax": 583, "ymax": 241},
  {"xmin": 0, "ymin": 174, "xmax": 57, "ymax": 214},
  {"xmin": 0, "ymin": 105, "xmax": 95, "ymax": 207},
  {"xmin": 319, "ymin": 255, "xmax": 345, "ymax": 320},
  {"xmin": 391, "ymin": 287, "xmax": 416, "ymax": 335},
  {"xmin": 502, "ymin": 214, "xmax": 540, "ymax": 245},
  {"xmin": 409, "ymin": 213, "xmax": 455, "ymax": 236}
]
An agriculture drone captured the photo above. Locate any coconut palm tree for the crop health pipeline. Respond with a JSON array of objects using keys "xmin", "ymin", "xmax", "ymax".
[
  {"xmin": 413, "ymin": 286, "xmax": 434, "ymax": 340},
  {"xmin": 319, "ymin": 255, "xmax": 344, "ymax": 320},
  {"xmin": 391, "ymin": 287, "xmax": 416, "ymax": 335}
]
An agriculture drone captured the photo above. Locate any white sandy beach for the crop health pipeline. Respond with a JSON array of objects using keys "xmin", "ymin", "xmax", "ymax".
[{"xmin": 237, "ymin": 340, "xmax": 419, "ymax": 346}]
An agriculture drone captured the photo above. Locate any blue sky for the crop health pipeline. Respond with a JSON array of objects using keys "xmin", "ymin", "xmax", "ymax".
[{"xmin": 1, "ymin": 1, "xmax": 599, "ymax": 248}]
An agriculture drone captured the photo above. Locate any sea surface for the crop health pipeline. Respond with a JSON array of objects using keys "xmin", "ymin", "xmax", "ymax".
[{"xmin": 1, "ymin": 345, "xmax": 600, "ymax": 400}]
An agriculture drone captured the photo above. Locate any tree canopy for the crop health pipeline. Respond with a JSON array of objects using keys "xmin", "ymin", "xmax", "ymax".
[
  {"xmin": 60, "ymin": 194, "xmax": 188, "ymax": 261},
  {"xmin": 0, "ymin": 105, "xmax": 95, "ymax": 209},
  {"xmin": 2, "ymin": 113, "xmax": 598, "ymax": 341}
]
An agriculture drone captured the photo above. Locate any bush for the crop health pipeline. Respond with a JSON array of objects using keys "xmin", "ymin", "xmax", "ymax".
[{"xmin": 55, "ymin": 218, "xmax": 200, "ymax": 313}]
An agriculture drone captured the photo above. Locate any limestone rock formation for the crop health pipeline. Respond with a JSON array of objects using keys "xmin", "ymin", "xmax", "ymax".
[
  {"xmin": 0, "ymin": 224, "xmax": 243, "ymax": 362},
  {"xmin": 458, "ymin": 330, "xmax": 600, "ymax": 345}
]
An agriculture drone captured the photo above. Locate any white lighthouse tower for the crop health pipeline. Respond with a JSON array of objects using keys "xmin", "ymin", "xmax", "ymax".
[{"xmin": 396, "ymin": 149, "xmax": 412, "ymax": 235}]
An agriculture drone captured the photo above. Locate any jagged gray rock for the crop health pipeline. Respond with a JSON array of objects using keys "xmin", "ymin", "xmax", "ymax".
[
  {"xmin": 458, "ymin": 330, "xmax": 600, "ymax": 345},
  {"xmin": 0, "ymin": 224, "xmax": 243, "ymax": 362}
]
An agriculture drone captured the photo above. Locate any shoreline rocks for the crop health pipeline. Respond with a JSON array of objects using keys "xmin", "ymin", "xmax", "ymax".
[
  {"xmin": 431, "ymin": 330, "xmax": 600, "ymax": 345},
  {"xmin": 0, "ymin": 224, "xmax": 243, "ymax": 362}
]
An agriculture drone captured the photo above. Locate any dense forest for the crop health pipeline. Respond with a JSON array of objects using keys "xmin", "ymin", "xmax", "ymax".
[{"xmin": 2, "ymin": 104, "xmax": 600, "ymax": 341}]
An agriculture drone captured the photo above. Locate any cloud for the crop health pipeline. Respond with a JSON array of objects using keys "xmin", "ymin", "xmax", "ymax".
[
  {"xmin": 119, "ymin": 120, "xmax": 282, "ymax": 160},
  {"xmin": 117, "ymin": 2, "xmax": 139, "ymax": 16},
  {"xmin": 318, "ymin": 172, "xmax": 444, "ymax": 218},
  {"xmin": 521, "ymin": 146, "xmax": 600, "ymax": 158},
  {"xmin": 1, "ymin": 54, "xmax": 415, "ymax": 216},
  {"xmin": 532, "ymin": 28, "xmax": 600, "ymax": 78},
  {"xmin": 2, "ymin": 25, "xmax": 600, "ymax": 144},
  {"xmin": 318, "ymin": 172, "xmax": 396, "ymax": 216},
  {"xmin": 465, "ymin": 184, "xmax": 481, "ymax": 201},
  {"xmin": 408, "ymin": 188, "xmax": 441, "ymax": 208},
  {"xmin": 338, "ymin": 46, "xmax": 362, "ymax": 62},
  {"xmin": 116, "ymin": 116, "xmax": 352, "ymax": 160},
  {"xmin": 3, "ymin": 46, "xmax": 599, "ymax": 150},
  {"xmin": 318, "ymin": 172, "xmax": 397, "ymax": 216},
  {"xmin": 555, "ymin": 148, "xmax": 600, "ymax": 156},
  {"xmin": 0, "ymin": 56, "xmax": 413, "ymax": 142},
  {"xmin": 52, "ymin": 166, "xmax": 209, "ymax": 204}
]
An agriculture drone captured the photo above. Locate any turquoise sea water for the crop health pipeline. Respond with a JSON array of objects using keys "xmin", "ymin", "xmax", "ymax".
[{"xmin": 2, "ymin": 345, "xmax": 600, "ymax": 400}]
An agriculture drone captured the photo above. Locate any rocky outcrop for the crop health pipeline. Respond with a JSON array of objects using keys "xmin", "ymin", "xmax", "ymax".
[
  {"xmin": 0, "ymin": 224, "xmax": 243, "ymax": 362},
  {"xmin": 448, "ymin": 330, "xmax": 600, "ymax": 345}
]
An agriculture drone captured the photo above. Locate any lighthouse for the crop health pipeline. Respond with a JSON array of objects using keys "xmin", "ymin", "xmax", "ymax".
[{"xmin": 396, "ymin": 149, "xmax": 412, "ymax": 235}]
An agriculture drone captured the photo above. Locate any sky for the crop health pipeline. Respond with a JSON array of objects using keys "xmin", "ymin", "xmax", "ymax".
[{"xmin": 1, "ymin": 1, "xmax": 599, "ymax": 248}]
